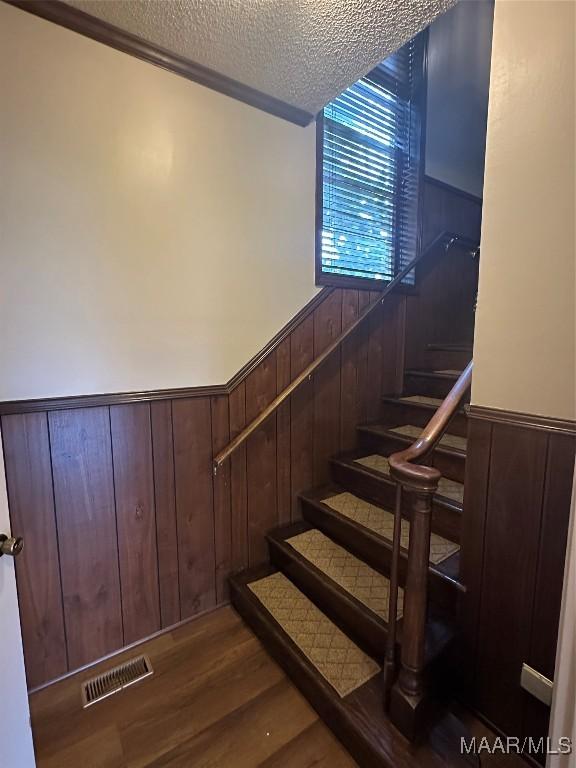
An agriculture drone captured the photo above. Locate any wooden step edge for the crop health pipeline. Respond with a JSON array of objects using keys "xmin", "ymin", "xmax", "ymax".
[
  {"xmin": 330, "ymin": 454, "xmax": 464, "ymax": 515},
  {"xmin": 404, "ymin": 369, "xmax": 462, "ymax": 381},
  {"xmin": 229, "ymin": 572, "xmax": 478, "ymax": 768},
  {"xmin": 357, "ymin": 424, "xmax": 468, "ymax": 459},
  {"xmin": 381, "ymin": 396, "xmax": 467, "ymax": 417},
  {"xmin": 426, "ymin": 343, "xmax": 473, "ymax": 353},
  {"xmin": 298, "ymin": 492, "xmax": 466, "ymax": 596}
]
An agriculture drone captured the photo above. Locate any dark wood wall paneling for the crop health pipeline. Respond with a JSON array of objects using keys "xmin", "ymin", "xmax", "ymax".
[
  {"xmin": 459, "ymin": 409, "xmax": 576, "ymax": 760},
  {"xmin": 405, "ymin": 178, "xmax": 483, "ymax": 372},
  {"xmin": 1, "ymin": 286, "xmax": 406, "ymax": 690}
]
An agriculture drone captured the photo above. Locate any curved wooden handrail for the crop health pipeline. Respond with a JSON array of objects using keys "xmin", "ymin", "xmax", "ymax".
[
  {"xmin": 213, "ymin": 233, "xmax": 478, "ymax": 472},
  {"xmin": 388, "ymin": 360, "xmax": 473, "ymax": 490}
]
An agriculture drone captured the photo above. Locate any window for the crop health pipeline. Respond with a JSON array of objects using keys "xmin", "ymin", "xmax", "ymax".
[{"xmin": 317, "ymin": 33, "xmax": 426, "ymax": 287}]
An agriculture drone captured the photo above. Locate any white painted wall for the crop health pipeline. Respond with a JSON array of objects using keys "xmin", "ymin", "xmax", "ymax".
[
  {"xmin": 472, "ymin": 0, "xmax": 576, "ymax": 420},
  {"xmin": 0, "ymin": 3, "xmax": 318, "ymax": 401}
]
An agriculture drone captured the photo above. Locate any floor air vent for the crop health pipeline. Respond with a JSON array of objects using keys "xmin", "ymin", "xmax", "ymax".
[{"xmin": 82, "ymin": 655, "xmax": 153, "ymax": 708}]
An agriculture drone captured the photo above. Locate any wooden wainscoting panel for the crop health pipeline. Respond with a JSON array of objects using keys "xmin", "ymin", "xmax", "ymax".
[
  {"xmin": 49, "ymin": 407, "xmax": 123, "ymax": 669},
  {"xmin": 246, "ymin": 354, "xmax": 278, "ymax": 566},
  {"xmin": 2, "ymin": 413, "xmax": 68, "ymax": 688},
  {"xmin": 381, "ymin": 294, "xmax": 407, "ymax": 397},
  {"xmin": 173, "ymin": 398, "xmax": 216, "ymax": 618},
  {"xmin": 475, "ymin": 424, "xmax": 548, "ymax": 735},
  {"xmin": 3, "ymin": 285, "xmax": 398, "ymax": 688},
  {"xmin": 290, "ymin": 315, "xmax": 315, "ymax": 521},
  {"xmin": 313, "ymin": 289, "xmax": 342, "ymax": 485},
  {"xmin": 276, "ymin": 337, "xmax": 292, "ymax": 527},
  {"xmin": 211, "ymin": 395, "xmax": 232, "ymax": 603},
  {"xmin": 529, "ymin": 432, "xmax": 575, "ymax": 677},
  {"xmin": 229, "ymin": 382, "xmax": 248, "ymax": 573},
  {"xmin": 110, "ymin": 403, "xmax": 161, "ymax": 645},
  {"xmin": 356, "ymin": 290, "xmax": 372, "ymax": 425},
  {"xmin": 421, "ymin": 176, "xmax": 482, "ymax": 245},
  {"xmin": 457, "ymin": 418, "xmax": 492, "ymax": 699},
  {"xmin": 340, "ymin": 289, "xmax": 360, "ymax": 453},
  {"xmin": 150, "ymin": 400, "xmax": 181, "ymax": 628},
  {"xmin": 405, "ymin": 179, "xmax": 482, "ymax": 372},
  {"xmin": 365, "ymin": 291, "xmax": 385, "ymax": 423},
  {"xmin": 462, "ymin": 411, "xmax": 576, "ymax": 759},
  {"xmin": 522, "ymin": 432, "xmax": 576, "ymax": 748}
]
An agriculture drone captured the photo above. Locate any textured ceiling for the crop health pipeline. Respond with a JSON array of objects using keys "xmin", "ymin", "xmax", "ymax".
[{"xmin": 63, "ymin": 0, "xmax": 457, "ymax": 115}]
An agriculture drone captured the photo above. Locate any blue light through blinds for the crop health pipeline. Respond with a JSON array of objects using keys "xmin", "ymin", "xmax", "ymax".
[{"xmin": 321, "ymin": 36, "xmax": 424, "ymax": 283}]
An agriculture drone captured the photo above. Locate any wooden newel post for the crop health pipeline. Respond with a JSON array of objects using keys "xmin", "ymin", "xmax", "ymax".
[
  {"xmin": 385, "ymin": 362, "xmax": 472, "ymax": 741},
  {"xmin": 389, "ymin": 478, "xmax": 438, "ymax": 742},
  {"xmin": 398, "ymin": 488, "xmax": 433, "ymax": 692}
]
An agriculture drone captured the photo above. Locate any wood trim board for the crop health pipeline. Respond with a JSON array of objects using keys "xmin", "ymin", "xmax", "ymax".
[{"xmin": 3, "ymin": 0, "xmax": 314, "ymax": 126}]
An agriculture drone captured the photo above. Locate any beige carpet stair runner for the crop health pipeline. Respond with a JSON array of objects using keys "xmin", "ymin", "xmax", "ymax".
[
  {"xmin": 390, "ymin": 424, "xmax": 467, "ymax": 452},
  {"xmin": 249, "ymin": 572, "xmax": 380, "ymax": 697},
  {"xmin": 354, "ymin": 454, "xmax": 464, "ymax": 504},
  {"xmin": 286, "ymin": 528, "xmax": 403, "ymax": 622},
  {"xmin": 399, "ymin": 395, "xmax": 444, "ymax": 407},
  {"xmin": 321, "ymin": 492, "xmax": 460, "ymax": 565}
]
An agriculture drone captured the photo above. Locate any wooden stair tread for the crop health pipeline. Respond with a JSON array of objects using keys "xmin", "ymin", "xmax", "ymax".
[
  {"xmin": 284, "ymin": 527, "xmax": 403, "ymax": 624},
  {"xmin": 404, "ymin": 369, "xmax": 462, "ymax": 380},
  {"xmin": 398, "ymin": 395, "xmax": 444, "ymax": 406},
  {"xmin": 360, "ymin": 423, "xmax": 467, "ymax": 456},
  {"xmin": 379, "ymin": 399, "xmax": 468, "ymax": 440},
  {"xmin": 386, "ymin": 394, "xmax": 467, "ymax": 417},
  {"xmin": 435, "ymin": 369, "xmax": 464, "ymax": 375},
  {"xmin": 390, "ymin": 425, "xmax": 467, "ymax": 452},
  {"xmin": 318, "ymin": 491, "xmax": 460, "ymax": 566},
  {"xmin": 426, "ymin": 343, "xmax": 473, "ymax": 353},
  {"xmin": 299, "ymin": 486, "xmax": 464, "ymax": 600},
  {"xmin": 248, "ymin": 570, "xmax": 380, "ymax": 697},
  {"xmin": 353, "ymin": 454, "xmax": 464, "ymax": 506},
  {"xmin": 268, "ymin": 523, "xmax": 456, "ymax": 665},
  {"xmin": 230, "ymin": 569, "xmax": 479, "ymax": 768}
]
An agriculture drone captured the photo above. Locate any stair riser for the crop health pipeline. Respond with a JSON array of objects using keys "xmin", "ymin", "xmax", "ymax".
[
  {"xmin": 381, "ymin": 401, "xmax": 468, "ymax": 438},
  {"xmin": 268, "ymin": 536, "xmax": 387, "ymax": 660},
  {"xmin": 403, "ymin": 374, "xmax": 470, "ymax": 400},
  {"xmin": 229, "ymin": 578, "xmax": 389, "ymax": 768},
  {"xmin": 357, "ymin": 431, "xmax": 465, "ymax": 484},
  {"xmin": 300, "ymin": 498, "xmax": 458, "ymax": 613},
  {"xmin": 330, "ymin": 461, "xmax": 461, "ymax": 543}
]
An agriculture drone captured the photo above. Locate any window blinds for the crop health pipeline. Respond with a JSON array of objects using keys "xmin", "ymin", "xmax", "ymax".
[{"xmin": 320, "ymin": 36, "xmax": 424, "ymax": 283}]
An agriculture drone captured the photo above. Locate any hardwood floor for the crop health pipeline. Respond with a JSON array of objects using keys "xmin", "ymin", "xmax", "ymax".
[
  {"xmin": 30, "ymin": 605, "xmax": 529, "ymax": 768},
  {"xmin": 30, "ymin": 606, "xmax": 358, "ymax": 768}
]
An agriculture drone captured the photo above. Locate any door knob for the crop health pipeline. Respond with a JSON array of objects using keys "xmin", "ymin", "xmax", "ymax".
[{"xmin": 0, "ymin": 534, "xmax": 23, "ymax": 558}]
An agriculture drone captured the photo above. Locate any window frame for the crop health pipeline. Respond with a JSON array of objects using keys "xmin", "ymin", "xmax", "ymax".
[{"xmin": 315, "ymin": 30, "xmax": 429, "ymax": 290}]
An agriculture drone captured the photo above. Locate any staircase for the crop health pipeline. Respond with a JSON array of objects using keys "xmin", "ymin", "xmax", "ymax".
[{"xmin": 230, "ymin": 367, "xmax": 474, "ymax": 767}]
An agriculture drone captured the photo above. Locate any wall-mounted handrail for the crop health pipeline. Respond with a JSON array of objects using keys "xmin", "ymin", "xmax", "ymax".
[
  {"xmin": 383, "ymin": 361, "xmax": 473, "ymax": 735},
  {"xmin": 213, "ymin": 233, "xmax": 478, "ymax": 473}
]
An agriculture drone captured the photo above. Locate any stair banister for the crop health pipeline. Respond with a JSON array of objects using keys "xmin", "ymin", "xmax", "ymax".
[
  {"xmin": 213, "ymin": 234, "xmax": 478, "ymax": 473},
  {"xmin": 384, "ymin": 361, "xmax": 473, "ymax": 740}
]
